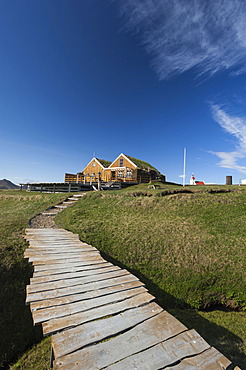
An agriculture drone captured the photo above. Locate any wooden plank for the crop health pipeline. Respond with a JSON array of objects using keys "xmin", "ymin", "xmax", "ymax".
[
  {"xmin": 27, "ymin": 242, "xmax": 86, "ymax": 246},
  {"xmin": 24, "ymin": 250, "xmax": 97, "ymax": 258},
  {"xmin": 25, "ymin": 246, "xmax": 95, "ymax": 252},
  {"xmin": 33, "ymin": 286, "xmax": 147, "ymax": 324},
  {"xmin": 26, "ymin": 274, "xmax": 139, "ymax": 303},
  {"xmin": 27, "ymin": 238, "xmax": 82, "ymax": 241},
  {"xmin": 25, "ymin": 232, "xmax": 80, "ymax": 236},
  {"xmin": 30, "ymin": 280, "xmax": 144, "ymax": 311},
  {"xmin": 25, "ymin": 233, "xmax": 80, "ymax": 236},
  {"xmin": 27, "ymin": 243, "xmax": 83, "ymax": 246},
  {"xmin": 25, "ymin": 240, "xmax": 86, "ymax": 245},
  {"xmin": 41, "ymin": 212, "xmax": 59, "ymax": 216},
  {"xmin": 26, "ymin": 233, "xmax": 79, "ymax": 240},
  {"xmin": 25, "ymin": 233, "xmax": 79, "ymax": 241},
  {"xmin": 27, "ymin": 270, "xmax": 131, "ymax": 293},
  {"xmin": 27, "ymin": 243, "xmax": 85, "ymax": 247},
  {"xmin": 25, "ymin": 241, "xmax": 87, "ymax": 245},
  {"xmin": 33, "ymin": 262, "xmax": 111, "ymax": 276},
  {"xmin": 25, "ymin": 227, "xmax": 72, "ymax": 230},
  {"xmin": 43, "ymin": 291, "xmax": 154, "ymax": 335},
  {"xmin": 106, "ymin": 329, "xmax": 210, "ymax": 370},
  {"xmin": 26, "ymin": 246, "xmax": 96, "ymax": 252},
  {"xmin": 26, "ymin": 235, "xmax": 80, "ymax": 239},
  {"xmin": 167, "ymin": 346, "xmax": 232, "ymax": 369},
  {"xmin": 29, "ymin": 256, "xmax": 105, "ymax": 266},
  {"xmin": 27, "ymin": 244, "xmax": 93, "ymax": 249},
  {"xmin": 26, "ymin": 236, "xmax": 81, "ymax": 240},
  {"xmin": 25, "ymin": 233, "xmax": 80, "ymax": 237},
  {"xmin": 25, "ymin": 230, "xmax": 73, "ymax": 234},
  {"xmin": 27, "ymin": 251, "xmax": 99, "ymax": 262},
  {"xmin": 53, "ymin": 310, "xmax": 187, "ymax": 369},
  {"xmin": 27, "ymin": 245, "xmax": 92, "ymax": 250},
  {"xmin": 52, "ymin": 302, "xmax": 162, "ymax": 358},
  {"xmin": 30, "ymin": 266, "xmax": 120, "ymax": 284},
  {"xmin": 25, "ymin": 250, "xmax": 99, "ymax": 259},
  {"xmin": 33, "ymin": 260, "xmax": 108, "ymax": 272}
]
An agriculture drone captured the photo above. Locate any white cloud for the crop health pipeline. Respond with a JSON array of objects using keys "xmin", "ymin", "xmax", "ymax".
[
  {"xmin": 211, "ymin": 105, "xmax": 246, "ymax": 171},
  {"xmin": 119, "ymin": 0, "xmax": 246, "ymax": 79},
  {"xmin": 13, "ymin": 177, "xmax": 38, "ymax": 184}
]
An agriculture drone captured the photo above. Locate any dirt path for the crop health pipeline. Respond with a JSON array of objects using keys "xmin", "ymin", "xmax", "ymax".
[
  {"xmin": 29, "ymin": 212, "xmax": 60, "ymax": 228},
  {"xmin": 28, "ymin": 195, "xmax": 84, "ymax": 228}
]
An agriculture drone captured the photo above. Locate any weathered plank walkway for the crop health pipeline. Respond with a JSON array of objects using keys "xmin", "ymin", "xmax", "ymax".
[{"xmin": 24, "ymin": 197, "xmax": 237, "ymax": 369}]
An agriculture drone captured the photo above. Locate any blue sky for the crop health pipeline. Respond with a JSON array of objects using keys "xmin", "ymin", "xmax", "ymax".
[{"xmin": 1, "ymin": 0, "xmax": 246, "ymax": 185}]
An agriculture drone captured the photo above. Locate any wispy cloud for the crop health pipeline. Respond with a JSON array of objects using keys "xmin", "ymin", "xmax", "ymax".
[
  {"xmin": 119, "ymin": 0, "xmax": 246, "ymax": 79},
  {"xmin": 13, "ymin": 177, "xmax": 38, "ymax": 184},
  {"xmin": 211, "ymin": 105, "xmax": 246, "ymax": 171}
]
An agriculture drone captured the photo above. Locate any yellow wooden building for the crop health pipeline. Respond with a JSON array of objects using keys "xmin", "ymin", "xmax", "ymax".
[{"xmin": 65, "ymin": 153, "xmax": 165, "ymax": 184}]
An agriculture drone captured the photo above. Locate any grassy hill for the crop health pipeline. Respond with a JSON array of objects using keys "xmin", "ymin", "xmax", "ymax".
[
  {"xmin": 2, "ymin": 186, "xmax": 246, "ymax": 368},
  {"xmin": 0, "ymin": 190, "xmax": 68, "ymax": 368},
  {"xmin": 55, "ymin": 184, "xmax": 246, "ymax": 367}
]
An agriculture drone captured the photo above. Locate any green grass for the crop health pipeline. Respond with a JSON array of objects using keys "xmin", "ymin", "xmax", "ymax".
[
  {"xmin": 55, "ymin": 184, "xmax": 246, "ymax": 367},
  {"xmin": 0, "ymin": 190, "xmax": 68, "ymax": 368},
  {"xmin": 6, "ymin": 185, "xmax": 246, "ymax": 368},
  {"xmin": 10, "ymin": 337, "xmax": 51, "ymax": 370},
  {"xmin": 56, "ymin": 185, "xmax": 246, "ymax": 310}
]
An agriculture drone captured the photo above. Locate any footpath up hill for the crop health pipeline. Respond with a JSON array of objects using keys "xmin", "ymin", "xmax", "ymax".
[
  {"xmin": 0, "ymin": 186, "xmax": 245, "ymax": 369},
  {"xmin": 55, "ymin": 184, "xmax": 246, "ymax": 367}
]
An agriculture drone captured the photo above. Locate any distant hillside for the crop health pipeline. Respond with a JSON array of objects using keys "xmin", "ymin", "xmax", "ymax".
[{"xmin": 0, "ymin": 179, "xmax": 19, "ymax": 190}]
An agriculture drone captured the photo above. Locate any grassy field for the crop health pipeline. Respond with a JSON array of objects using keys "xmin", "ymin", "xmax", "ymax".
[
  {"xmin": 55, "ymin": 184, "xmax": 246, "ymax": 367},
  {"xmin": 4, "ymin": 185, "xmax": 246, "ymax": 368},
  {"xmin": 0, "ymin": 190, "xmax": 68, "ymax": 368}
]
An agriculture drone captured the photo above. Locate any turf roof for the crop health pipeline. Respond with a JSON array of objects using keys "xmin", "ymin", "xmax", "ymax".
[
  {"xmin": 125, "ymin": 155, "xmax": 159, "ymax": 172},
  {"xmin": 96, "ymin": 158, "xmax": 112, "ymax": 168}
]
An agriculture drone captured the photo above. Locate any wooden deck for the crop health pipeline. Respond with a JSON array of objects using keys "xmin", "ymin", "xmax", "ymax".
[{"xmin": 24, "ymin": 227, "xmax": 236, "ymax": 369}]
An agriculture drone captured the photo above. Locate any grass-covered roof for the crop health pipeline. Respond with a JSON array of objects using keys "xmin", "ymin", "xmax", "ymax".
[
  {"xmin": 125, "ymin": 155, "xmax": 159, "ymax": 172},
  {"xmin": 96, "ymin": 158, "xmax": 112, "ymax": 168}
]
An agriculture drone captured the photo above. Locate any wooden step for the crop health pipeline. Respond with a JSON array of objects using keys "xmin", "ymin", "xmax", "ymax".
[{"xmin": 23, "ymin": 228, "xmax": 235, "ymax": 369}]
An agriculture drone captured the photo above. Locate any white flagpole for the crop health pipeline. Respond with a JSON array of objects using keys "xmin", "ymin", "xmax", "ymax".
[
  {"xmin": 239, "ymin": 169, "xmax": 242, "ymax": 186},
  {"xmin": 183, "ymin": 148, "xmax": 186, "ymax": 187}
]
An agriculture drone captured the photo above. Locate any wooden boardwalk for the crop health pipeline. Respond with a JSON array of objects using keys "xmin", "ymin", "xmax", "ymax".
[{"xmin": 24, "ymin": 210, "xmax": 236, "ymax": 368}]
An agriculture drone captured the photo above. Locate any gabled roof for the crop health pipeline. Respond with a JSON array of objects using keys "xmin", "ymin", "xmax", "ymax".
[
  {"xmin": 96, "ymin": 158, "xmax": 111, "ymax": 168},
  {"xmin": 124, "ymin": 155, "xmax": 159, "ymax": 172},
  {"xmin": 82, "ymin": 157, "xmax": 111, "ymax": 173},
  {"xmin": 109, "ymin": 153, "xmax": 137, "ymax": 169}
]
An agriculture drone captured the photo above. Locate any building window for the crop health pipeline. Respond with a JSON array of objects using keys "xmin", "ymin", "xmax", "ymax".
[
  {"xmin": 92, "ymin": 162, "xmax": 96, "ymax": 167},
  {"xmin": 119, "ymin": 158, "xmax": 124, "ymax": 167},
  {"xmin": 118, "ymin": 170, "xmax": 123, "ymax": 178},
  {"xmin": 126, "ymin": 170, "xmax": 132, "ymax": 178}
]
